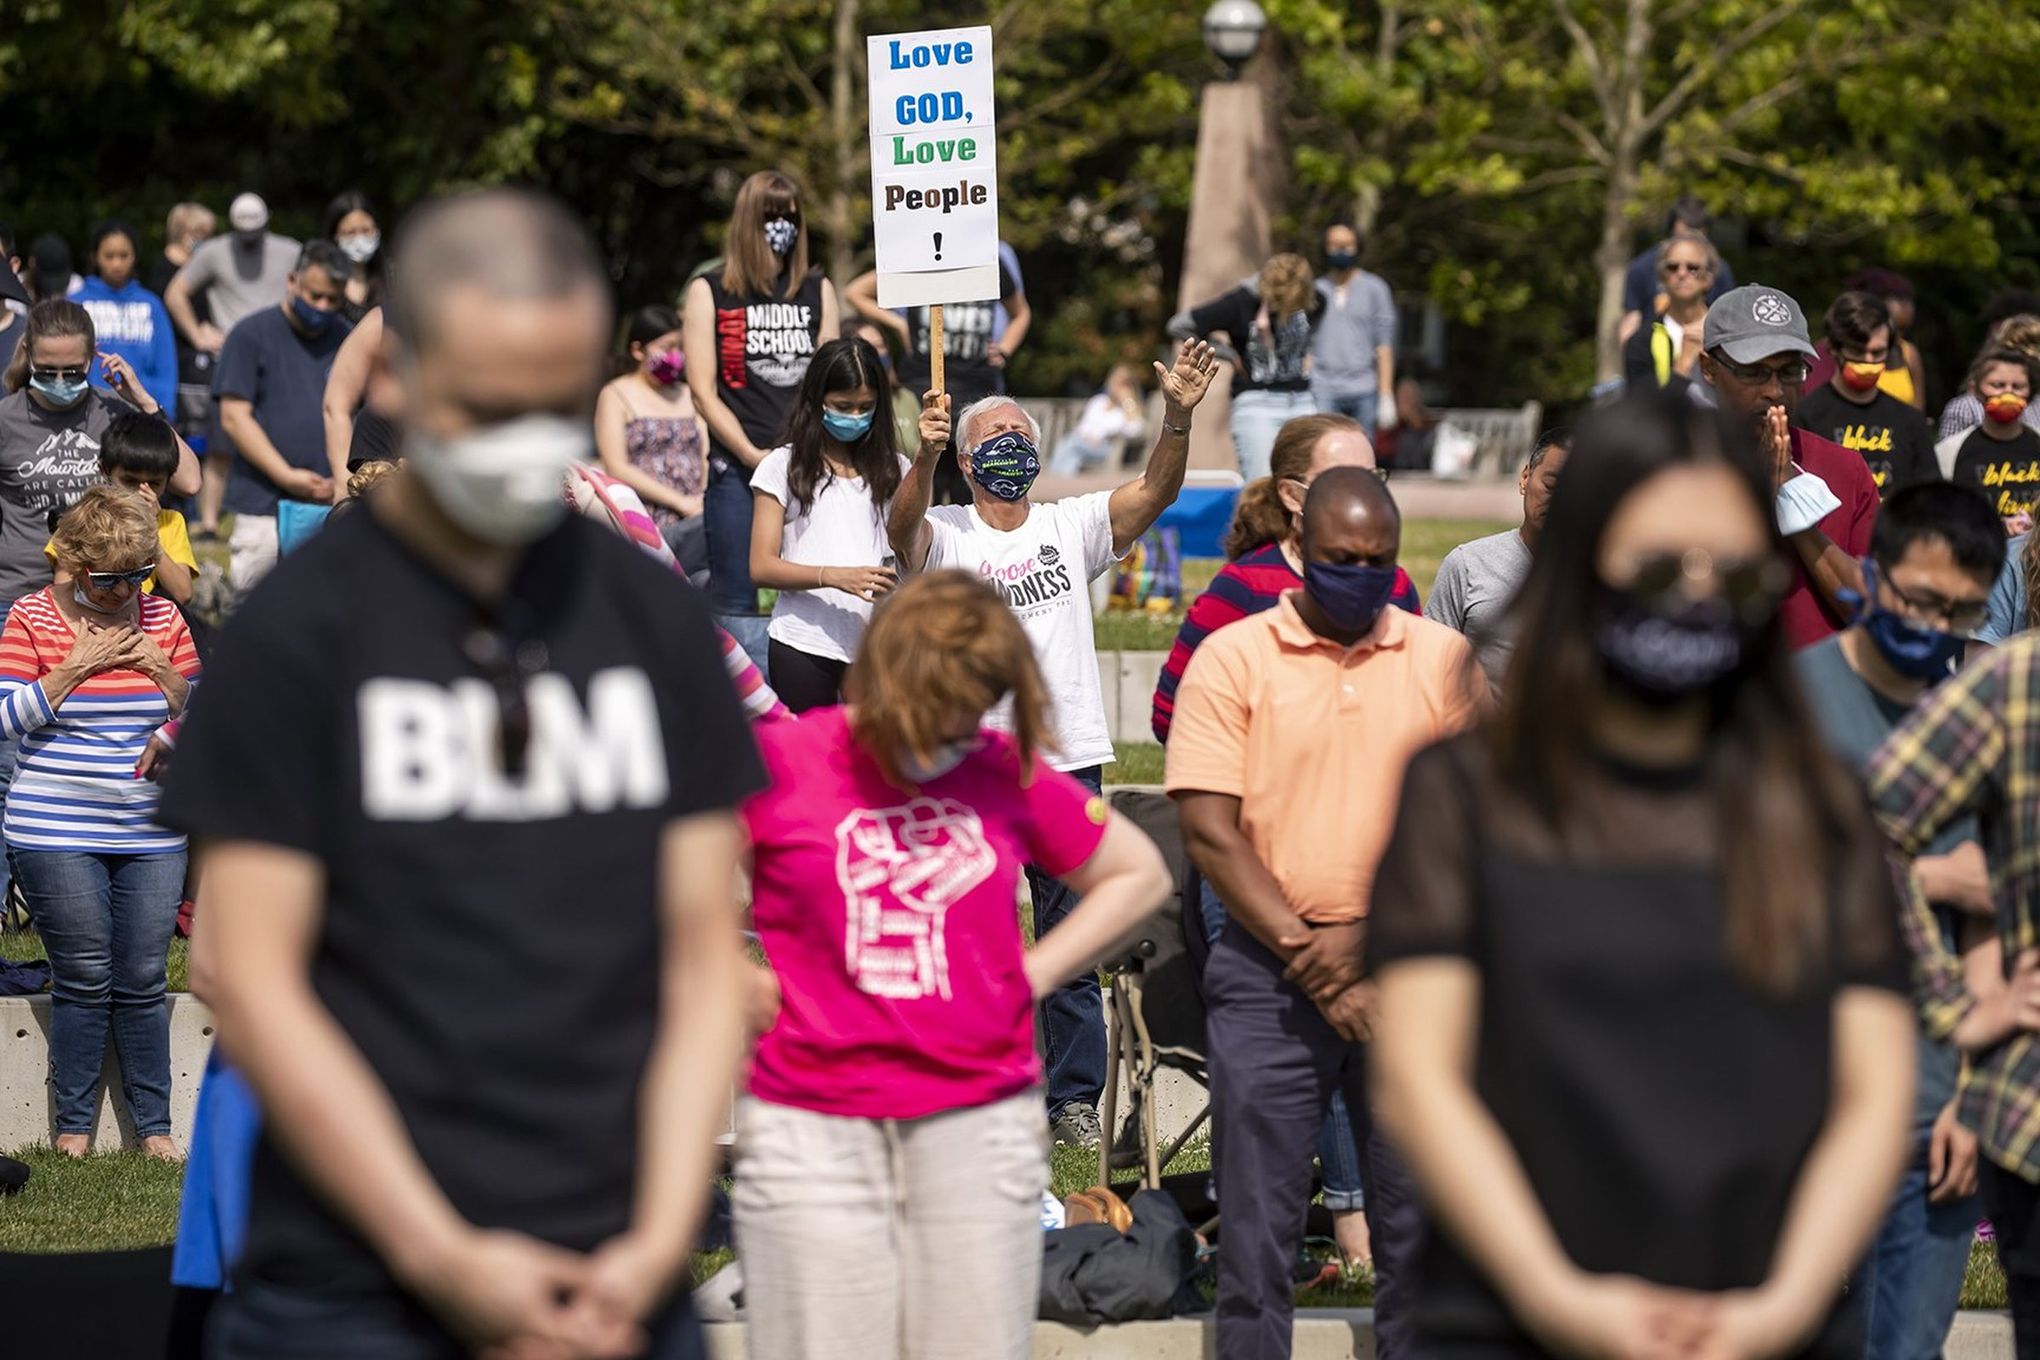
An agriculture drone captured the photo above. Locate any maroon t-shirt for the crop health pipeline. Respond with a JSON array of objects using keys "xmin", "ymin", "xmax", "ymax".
[{"xmin": 1780, "ymin": 427, "xmax": 1879, "ymax": 650}]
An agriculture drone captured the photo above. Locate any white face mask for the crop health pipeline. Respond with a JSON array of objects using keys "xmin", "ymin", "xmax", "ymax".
[
  {"xmin": 407, "ymin": 415, "xmax": 589, "ymax": 546},
  {"xmin": 338, "ymin": 233, "xmax": 380, "ymax": 264}
]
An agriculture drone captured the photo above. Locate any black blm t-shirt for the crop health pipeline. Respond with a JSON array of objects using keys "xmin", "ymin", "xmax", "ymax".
[
  {"xmin": 159, "ymin": 507, "xmax": 766, "ymax": 1295},
  {"xmin": 896, "ymin": 261, "xmax": 1019, "ymax": 404},
  {"xmin": 1796, "ymin": 385, "xmax": 1938, "ymax": 497},
  {"xmin": 1367, "ymin": 734, "xmax": 1902, "ymax": 1357},
  {"xmin": 1949, "ymin": 426, "xmax": 2040, "ymax": 522}
]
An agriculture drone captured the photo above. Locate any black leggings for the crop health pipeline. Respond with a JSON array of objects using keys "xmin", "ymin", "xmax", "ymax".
[{"xmin": 767, "ymin": 639, "xmax": 850, "ymax": 713}]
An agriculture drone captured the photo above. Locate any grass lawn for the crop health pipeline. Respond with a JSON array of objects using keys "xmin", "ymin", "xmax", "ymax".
[
  {"xmin": 1092, "ymin": 518, "xmax": 1510, "ymax": 653},
  {"xmin": 1, "ymin": 1145, "xmax": 2012, "ymax": 1314},
  {"xmin": 0, "ymin": 930, "xmax": 190, "ymax": 994}
]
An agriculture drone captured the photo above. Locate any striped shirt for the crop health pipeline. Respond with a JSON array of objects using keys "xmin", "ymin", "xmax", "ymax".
[
  {"xmin": 1151, "ymin": 542, "xmax": 1419, "ymax": 743},
  {"xmin": 0, "ymin": 589, "xmax": 199, "ymax": 853},
  {"xmin": 1869, "ymin": 632, "xmax": 2040, "ymax": 1179}
]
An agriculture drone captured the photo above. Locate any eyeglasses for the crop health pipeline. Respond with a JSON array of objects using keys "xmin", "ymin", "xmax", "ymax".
[
  {"xmin": 1710, "ymin": 353, "xmax": 1811, "ymax": 389},
  {"xmin": 85, "ymin": 564, "xmax": 154, "ymax": 591},
  {"xmin": 1836, "ymin": 349, "xmax": 1890, "ymax": 367},
  {"xmin": 1613, "ymin": 549, "xmax": 1790, "ymax": 625},
  {"xmin": 1661, "ymin": 261, "xmax": 1712, "ymax": 276},
  {"xmin": 1883, "ymin": 576, "xmax": 1990, "ymax": 633},
  {"xmin": 1284, "ymin": 468, "xmax": 1390, "ymax": 500},
  {"xmin": 464, "ymin": 619, "xmax": 549, "ymax": 777},
  {"xmin": 31, "ymin": 366, "xmax": 88, "ymax": 384}
]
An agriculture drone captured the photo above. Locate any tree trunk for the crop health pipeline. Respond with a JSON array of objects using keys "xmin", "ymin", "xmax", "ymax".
[
  {"xmin": 1353, "ymin": 0, "xmax": 1401, "ymax": 238},
  {"xmin": 1594, "ymin": 153, "xmax": 1637, "ymax": 382},
  {"xmin": 826, "ymin": 0, "xmax": 862, "ymax": 295}
]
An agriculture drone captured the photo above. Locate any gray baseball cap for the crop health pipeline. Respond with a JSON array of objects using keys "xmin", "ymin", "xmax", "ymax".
[{"xmin": 1704, "ymin": 284, "xmax": 1818, "ymax": 365}]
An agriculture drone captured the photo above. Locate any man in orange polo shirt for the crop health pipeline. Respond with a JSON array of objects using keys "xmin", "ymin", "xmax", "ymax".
[{"xmin": 1168, "ymin": 468, "xmax": 1484, "ymax": 1360}]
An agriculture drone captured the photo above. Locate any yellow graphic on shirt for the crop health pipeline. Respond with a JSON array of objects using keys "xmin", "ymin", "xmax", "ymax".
[
  {"xmin": 1980, "ymin": 460, "xmax": 2040, "ymax": 519},
  {"xmin": 1086, "ymin": 796, "xmax": 1108, "ymax": 826}
]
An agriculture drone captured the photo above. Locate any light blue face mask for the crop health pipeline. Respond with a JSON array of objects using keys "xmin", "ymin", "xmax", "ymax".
[
  {"xmin": 29, "ymin": 374, "xmax": 88, "ymax": 407},
  {"xmin": 821, "ymin": 408, "xmax": 875, "ymax": 442}
]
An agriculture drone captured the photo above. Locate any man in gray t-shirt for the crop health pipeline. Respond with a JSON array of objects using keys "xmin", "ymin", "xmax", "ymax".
[
  {"xmin": 1428, "ymin": 430, "xmax": 1571, "ymax": 688},
  {"xmin": 1311, "ymin": 222, "xmax": 1398, "ymax": 432},
  {"xmin": 165, "ymin": 193, "xmax": 300, "ymax": 358}
]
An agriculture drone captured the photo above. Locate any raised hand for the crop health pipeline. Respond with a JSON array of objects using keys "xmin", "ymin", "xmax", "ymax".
[
  {"xmin": 1155, "ymin": 339, "xmax": 1220, "ymax": 414},
  {"xmin": 917, "ymin": 389, "xmax": 952, "ymax": 458},
  {"xmin": 98, "ymin": 351, "xmax": 158, "ymax": 414}
]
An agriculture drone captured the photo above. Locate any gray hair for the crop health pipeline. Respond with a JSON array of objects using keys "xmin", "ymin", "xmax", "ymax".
[{"xmin": 956, "ymin": 395, "xmax": 1041, "ymax": 453}]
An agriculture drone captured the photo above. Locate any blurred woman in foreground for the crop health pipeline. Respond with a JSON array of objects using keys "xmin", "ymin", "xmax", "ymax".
[{"xmin": 1369, "ymin": 392, "xmax": 1912, "ymax": 1359}]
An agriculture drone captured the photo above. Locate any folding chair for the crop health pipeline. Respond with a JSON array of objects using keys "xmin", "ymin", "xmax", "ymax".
[{"xmin": 1097, "ymin": 790, "xmax": 1211, "ymax": 1191}]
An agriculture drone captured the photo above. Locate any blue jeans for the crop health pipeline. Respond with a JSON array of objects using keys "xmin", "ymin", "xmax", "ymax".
[
  {"xmin": 17, "ymin": 848, "xmax": 187, "ymax": 1136},
  {"xmin": 0, "ymin": 734, "xmax": 16, "ymax": 910},
  {"xmin": 1196, "ymin": 878, "xmax": 1363, "ymax": 1211},
  {"xmin": 208, "ymin": 1276, "xmax": 705, "ymax": 1360},
  {"xmin": 1027, "ymin": 765, "xmax": 1106, "ymax": 1120},
  {"xmin": 704, "ymin": 454, "xmax": 761, "ymax": 618},
  {"xmin": 1313, "ymin": 390, "xmax": 1379, "ymax": 435},
  {"xmin": 1228, "ymin": 390, "xmax": 1318, "ymax": 482},
  {"xmin": 1857, "ymin": 1120, "xmax": 1982, "ymax": 1360}
]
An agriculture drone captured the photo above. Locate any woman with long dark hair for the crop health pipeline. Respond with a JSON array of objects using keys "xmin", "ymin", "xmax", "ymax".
[
  {"xmin": 1368, "ymin": 392, "xmax": 1913, "ymax": 1360},
  {"xmin": 684, "ymin": 170, "xmax": 839, "ymax": 672},
  {"xmin": 747, "ymin": 337, "xmax": 905, "ymax": 710},
  {"xmin": 324, "ymin": 191, "xmax": 385, "ymax": 322},
  {"xmin": 595, "ymin": 304, "xmax": 708, "ymax": 572}
]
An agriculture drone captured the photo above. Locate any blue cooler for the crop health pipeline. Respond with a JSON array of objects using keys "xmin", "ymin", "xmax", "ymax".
[{"xmin": 1154, "ymin": 475, "xmax": 1242, "ymax": 560}]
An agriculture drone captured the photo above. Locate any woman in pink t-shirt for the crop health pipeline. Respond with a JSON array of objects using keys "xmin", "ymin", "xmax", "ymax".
[{"xmin": 736, "ymin": 570, "xmax": 1171, "ymax": 1360}]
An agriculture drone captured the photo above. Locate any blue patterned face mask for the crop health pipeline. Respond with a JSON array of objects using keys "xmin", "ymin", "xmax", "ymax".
[
  {"xmin": 968, "ymin": 431, "xmax": 1041, "ymax": 502},
  {"xmin": 764, "ymin": 218, "xmax": 798, "ymax": 256}
]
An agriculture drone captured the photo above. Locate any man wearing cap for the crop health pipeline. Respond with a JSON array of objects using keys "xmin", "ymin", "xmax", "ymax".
[
  {"xmin": 1699, "ymin": 283, "xmax": 1879, "ymax": 649},
  {"xmin": 164, "ymin": 193, "xmax": 301, "ymax": 359}
]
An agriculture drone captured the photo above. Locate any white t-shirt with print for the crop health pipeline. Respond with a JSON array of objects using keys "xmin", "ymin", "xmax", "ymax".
[
  {"xmin": 924, "ymin": 491, "xmax": 1122, "ymax": 771},
  {"xmin": 752, "ymin": 447, "xmax": 911, "ymax": 663}
]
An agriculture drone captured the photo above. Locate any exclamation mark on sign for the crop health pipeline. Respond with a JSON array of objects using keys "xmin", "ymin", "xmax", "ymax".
[{"xmin": 933, "ymin": 231, "xmax": 943, "ymax": 261}]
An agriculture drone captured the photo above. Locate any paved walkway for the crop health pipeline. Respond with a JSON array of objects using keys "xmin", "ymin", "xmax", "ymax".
[{"xmin": 1033, "ymin": 470, "xmax": 1522, "ymax": 521}]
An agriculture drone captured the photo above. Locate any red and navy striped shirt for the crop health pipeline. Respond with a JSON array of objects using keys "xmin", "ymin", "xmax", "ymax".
[
  {"xmin": 1151, "ymin": 543, "xmax": 1419, "ymax": 743},
  {"xmin": 0, "ymin": 589, "xmax": 199, "ymax": 853}
]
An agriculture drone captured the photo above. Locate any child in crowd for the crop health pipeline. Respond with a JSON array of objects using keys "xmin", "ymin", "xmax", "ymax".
[{"xmin": 44, "ymin": 410, "xmax": 197, "ymax": 605}]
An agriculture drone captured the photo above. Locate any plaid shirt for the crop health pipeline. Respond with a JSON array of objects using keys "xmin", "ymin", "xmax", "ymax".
[{"xmin": 1869, "ymin": 633, "xmax": 2040, "ymax": 1180}]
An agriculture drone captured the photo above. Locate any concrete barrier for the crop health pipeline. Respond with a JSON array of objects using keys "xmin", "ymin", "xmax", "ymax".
[
  {"xmin": 1099, "ymin": 650, "xmax": 1167, "ymax": 746},
  {"xmin": 702, "ymin": 1312, "xmax": 1376, "ymax": 1359},
  {"xmin": 0, "ymin": 994, "xmax": 214, "ymax": 1152}
]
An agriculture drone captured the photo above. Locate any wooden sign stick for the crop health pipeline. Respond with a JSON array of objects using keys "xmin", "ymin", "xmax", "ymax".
[{"xmin": 930, "ymin": 304, "xmax": 946, "ymax": 395}]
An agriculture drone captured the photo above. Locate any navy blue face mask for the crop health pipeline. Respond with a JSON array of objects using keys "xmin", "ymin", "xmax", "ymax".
[
  {"xmin": 291, "ymin": 294, "xmax": 335, "ymax": 335},
  {"xmin": 969, "ymin": 431, "xmax": 1041, "ymax": 502},
  {"xmin": 1303, "ymin": 560, "xmax": 1399, "ymax": 636},
  {"xmin": 1855, "ymin": 559, "xmax": 1968, "ymax": 682}
]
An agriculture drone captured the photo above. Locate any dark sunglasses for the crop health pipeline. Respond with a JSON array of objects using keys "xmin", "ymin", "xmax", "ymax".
[
  {"xmin": 85, "ymin": 564, "xmax": 154, "ymax": 591},
  {"xmin": 32, "ymin": 366, "xmax": 88, "ymax": 384},
  {"xmin": 1617, "ymin": 550, "xmax": 1790, "ymax": 625},
  {"xmin": 464, "ymin": 620, "xmax": 549, "ymax": 777},
  {"xmin": 1661, "ymin": 261, "xmax": 1712, "ymax": 276}
]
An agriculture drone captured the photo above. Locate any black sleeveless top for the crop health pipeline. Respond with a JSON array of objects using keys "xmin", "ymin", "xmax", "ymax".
[
  {"xmin": 1368, "ymin": 733, "xmax": 1906, "ymax": 1359},
  {"xmin": 702, "ymin": 269, "xmax": 825, "ymax": 473}
]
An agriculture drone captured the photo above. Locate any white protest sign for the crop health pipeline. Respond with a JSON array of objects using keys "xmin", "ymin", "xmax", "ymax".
[{"xmin": 868, "ymin": 25, "xmax": 1001, "ymax": 308}]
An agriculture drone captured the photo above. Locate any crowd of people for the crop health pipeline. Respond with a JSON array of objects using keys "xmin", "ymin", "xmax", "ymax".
[{"xmin": 1, "ymin": 168, "xmax": 2040, "ymax": 1360}]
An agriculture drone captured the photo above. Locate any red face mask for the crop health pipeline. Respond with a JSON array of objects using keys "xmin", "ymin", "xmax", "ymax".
[
  {"xmin": 1840, "ymin": 361, "xmax": 1883, "ymax": 392},
  {"xmin": 1986, "ymin": 392, "xmax": 2029, "ymax": 425}
]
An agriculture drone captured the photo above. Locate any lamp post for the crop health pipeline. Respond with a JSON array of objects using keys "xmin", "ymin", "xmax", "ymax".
[
  {"xmin": 1177, "ymin": 1, "xmax": 1276, "ymax": 473},
  {"xmin": 1202, "ymin": 0, "xmax": 1267, "ymax": 78}
]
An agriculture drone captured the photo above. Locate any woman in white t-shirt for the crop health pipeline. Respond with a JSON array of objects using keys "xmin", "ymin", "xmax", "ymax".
[{"xmin": 750, "ymin": 337, "xmax": 910, "ymax": 710}]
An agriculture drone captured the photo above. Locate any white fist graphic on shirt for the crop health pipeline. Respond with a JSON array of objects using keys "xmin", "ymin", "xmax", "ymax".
[{"xmin": 835, "ymin": 797, "xmax": 997, "ymax": 1002}]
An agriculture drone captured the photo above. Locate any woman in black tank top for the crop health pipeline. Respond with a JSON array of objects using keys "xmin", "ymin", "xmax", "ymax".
[
  {"xmin": 1368, "ymin": 393, "xmax": 1912, "ymax": 1360},
  {"xmin": 683, "ymin": 171, "xmax": 838, "ymax": 670}
]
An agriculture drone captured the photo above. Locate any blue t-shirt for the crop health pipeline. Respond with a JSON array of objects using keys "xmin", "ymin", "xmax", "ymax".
[
  {"xmin": 1980, "ymin": 534, "xmax": 2028, "ymax": 646},
  {"xmin": 1796, "ymin": 635, "xmax": 1973, "ymax": 1126},
  {"xmin": 74, "ymin": 276, "xmax": 179, "ymax": 416},
  {"xmin": 213, "ymin": 307, "xmax": 350, "ymax": 516}
]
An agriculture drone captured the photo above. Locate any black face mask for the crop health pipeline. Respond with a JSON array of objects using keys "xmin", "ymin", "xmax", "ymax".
[{"xmin": 1595, "ymin": 585, "xmax": 1760, "ymax": 704}]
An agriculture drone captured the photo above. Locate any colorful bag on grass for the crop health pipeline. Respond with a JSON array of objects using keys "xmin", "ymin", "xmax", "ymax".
[{"xmin": 1109, "ymin": 527, "xmax": 1182, "ymax": 613}]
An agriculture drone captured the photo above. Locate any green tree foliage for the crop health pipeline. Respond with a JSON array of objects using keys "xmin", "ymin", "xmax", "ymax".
[{"xmin": 1, "ymin": 1, "xmax": 2036, "ymax": 408}]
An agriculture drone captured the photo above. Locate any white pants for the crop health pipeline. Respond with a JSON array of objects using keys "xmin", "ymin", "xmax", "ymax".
[
  {"xmin": 732, "ymin": 1088, "xmax": 1048, "ymax": 1360},
  {"xmin": 227, "ymin": 513, "xmax": 279, "ymax": 597}
]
